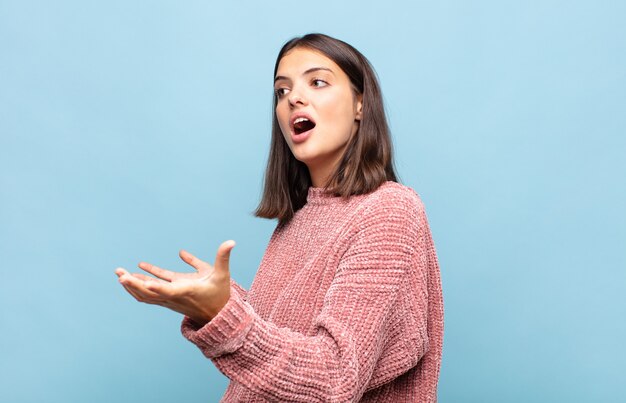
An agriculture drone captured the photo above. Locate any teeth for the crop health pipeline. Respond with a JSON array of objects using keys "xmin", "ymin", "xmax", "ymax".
[{"xmin": 293, "ymin": 117, "xmax": 309, "ymax": 124}]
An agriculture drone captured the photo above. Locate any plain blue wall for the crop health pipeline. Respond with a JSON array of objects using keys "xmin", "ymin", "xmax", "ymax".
[{"xmin": 1, "ymin": 1, "xmax": 624, "ymax": 402}]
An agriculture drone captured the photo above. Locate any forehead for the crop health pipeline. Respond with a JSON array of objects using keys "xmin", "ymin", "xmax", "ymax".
[{"xmin": 276, "ymin": 47, "xmax": 343, "ymax": 77}]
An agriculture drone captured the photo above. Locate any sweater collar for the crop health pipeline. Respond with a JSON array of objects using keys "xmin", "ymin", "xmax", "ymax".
[
  {"xmin": 306, "ymin": 181, "xmax": 396, "ymax": 205},
  {"xmin": 306, "ymin": 187, "xmax": 341, "ymax": 205}
]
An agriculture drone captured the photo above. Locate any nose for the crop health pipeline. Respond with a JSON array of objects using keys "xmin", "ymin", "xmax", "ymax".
[{"xmin": 288, "ymin": 88, "xmax": 307, "ymax": 108}]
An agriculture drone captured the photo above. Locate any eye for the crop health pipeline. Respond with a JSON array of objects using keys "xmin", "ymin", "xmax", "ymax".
[
  {"xmin": 311, "ymin": 79, "xmax": 328, "ymax": 88},
  {"xmin": 275, "ymin": 87, "xmax": 290, "ymax": 98}
]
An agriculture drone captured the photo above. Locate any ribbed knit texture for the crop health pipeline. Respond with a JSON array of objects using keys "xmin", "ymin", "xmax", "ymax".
[{"xmin": 182, "ymin": 182, "xmax": 444, "ymax": 402}]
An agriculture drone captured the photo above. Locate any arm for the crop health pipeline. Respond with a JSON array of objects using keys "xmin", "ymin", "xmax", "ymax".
[{"xmin": 182, "ymin": 197, "xmax": 429, "ymax": 401}]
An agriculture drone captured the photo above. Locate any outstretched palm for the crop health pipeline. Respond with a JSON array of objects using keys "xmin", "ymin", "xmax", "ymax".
[{"xmin": 115, "ymin": 241, "xmax": 236, "ymax": 326}]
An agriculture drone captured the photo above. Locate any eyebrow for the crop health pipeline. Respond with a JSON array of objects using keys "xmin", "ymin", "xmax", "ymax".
[{"xmin": 274, "ymin": 67, "xmax": 335, "ymax": 83}]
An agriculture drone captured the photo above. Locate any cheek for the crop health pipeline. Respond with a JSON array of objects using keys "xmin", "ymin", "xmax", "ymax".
[
  {"xmin": 318, "ymin": 91, "xmax": 356, "ymax": 129},
  {"xmin": 325, "ymin": 102, "xmax": 356, "ymax": 138},
  {"xmin": 275, "ymin": 105, "xmax": 290, "ymax": 136}
]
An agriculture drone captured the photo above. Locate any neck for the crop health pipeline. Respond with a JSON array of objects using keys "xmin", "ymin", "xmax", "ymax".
[
  {"xmin": 308, "ymin": 161, "xmax": 337, "ymax": 188},
  {"xmin": 306, "ymin": 151, "xmax": 347, "ymax": 188}
]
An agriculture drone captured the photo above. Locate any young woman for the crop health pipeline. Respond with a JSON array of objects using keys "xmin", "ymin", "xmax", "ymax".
[{"xmin": 116, "ymin": 33, "xmax": 444, "ymax": 402}]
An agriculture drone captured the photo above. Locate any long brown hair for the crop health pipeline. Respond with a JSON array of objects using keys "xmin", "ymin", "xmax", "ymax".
[{"xmin": 255, "ymin": 33, "xmax": 397, "ymax": 224}]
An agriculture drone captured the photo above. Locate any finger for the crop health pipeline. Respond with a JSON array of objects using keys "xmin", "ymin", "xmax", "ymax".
[
  {"xmin": 118, "ymin": 273, "xmax": 150, "ymax": 302},
  {"xmin": 131, "ymin": 273, "xmax": 164, "ymax": 283},
  {"xmin": 121, "ymin": 283, "xmax": 145, "ymax": 302},
  {"xmin": 138, "ymin": 261, "xmax": 175, "ymax": 282},
  {"xmin": 115, "ymin": 267, "xmax": 128, "ymax": 278},
  {"xmin": 179, "ymin": 249, "xmax": 211, "ymax": 272},
  {"xmin": 116, "ymin": 268, "xmax": 160, "ymax": 287},
  {"xmin": 144, "ymin": 279, "xmax": 177, "ymax": 298},
  {"xmin": 119, "ymin": 273, "xmax": 162, "ymax": 300},
  {"xmin": 214, "ymin": 240, "xmax": 236, "ymax": 275}
]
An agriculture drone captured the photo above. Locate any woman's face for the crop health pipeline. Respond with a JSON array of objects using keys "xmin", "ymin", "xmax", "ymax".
[{"xmin": 274, "ymin": 47, "xmax": 362, "ymax": 183}]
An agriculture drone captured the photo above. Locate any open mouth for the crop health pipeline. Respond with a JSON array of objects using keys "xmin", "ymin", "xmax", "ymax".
[{"xmin": 293, "ymin": 117, "xmax": 316, "ymax": 135}]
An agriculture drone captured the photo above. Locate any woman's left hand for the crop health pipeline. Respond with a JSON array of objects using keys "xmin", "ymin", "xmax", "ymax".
[{"xmin": 115, "ymin": 240, "xmax": 236, "ymax": 326}]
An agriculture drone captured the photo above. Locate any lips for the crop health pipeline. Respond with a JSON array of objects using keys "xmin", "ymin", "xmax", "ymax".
[{"xmin": 290, "ymin": 113, "xmax": 316, "ymax": 135}]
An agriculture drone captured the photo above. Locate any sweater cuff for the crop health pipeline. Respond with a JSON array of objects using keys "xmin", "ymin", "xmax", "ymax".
[{"xmin": 181, "ymin": 289, "xmax": 255, "ymax": 358}]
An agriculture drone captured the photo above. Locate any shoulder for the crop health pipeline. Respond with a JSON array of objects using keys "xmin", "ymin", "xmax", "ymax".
[
  {"xmin": 343, "ymin": 182, "xmax": 428, "ymax": 241},
  {"xmin": 339, "ymin": 182, "xmax": 429, "ymax": 259},
  {"xmin": 356, "ymin": 181, "xmax": 425, "ymax": 217}
]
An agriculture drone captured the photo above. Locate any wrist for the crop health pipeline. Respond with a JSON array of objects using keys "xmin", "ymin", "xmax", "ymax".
[{"xmin": 192, "ymin": 287, "xmax": 231, "ymax": 326}]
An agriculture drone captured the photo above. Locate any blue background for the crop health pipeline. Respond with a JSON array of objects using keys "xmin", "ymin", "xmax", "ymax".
[{"xmin": 1, "ymin": 1, "xmax": 624, "ymax": 402}]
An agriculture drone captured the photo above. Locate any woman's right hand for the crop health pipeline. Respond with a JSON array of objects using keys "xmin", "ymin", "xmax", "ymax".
[{"xmin": 115, "ymin": 240, "xmax": 236, "ymax": 326}]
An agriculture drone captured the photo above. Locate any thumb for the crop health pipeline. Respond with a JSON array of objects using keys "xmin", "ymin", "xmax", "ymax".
[{"xmin": 214, "ymin": 240, "xmax": 236, "ymax": 275}]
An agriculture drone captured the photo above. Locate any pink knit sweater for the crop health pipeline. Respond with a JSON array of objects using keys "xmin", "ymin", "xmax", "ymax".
[{"xmin": 181, "ymin": 181, "xmax": 444, "ymax": 402}]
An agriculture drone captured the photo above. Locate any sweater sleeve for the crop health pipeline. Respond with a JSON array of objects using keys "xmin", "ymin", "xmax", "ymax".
[
  {"xmin": 230, "ymin": 278, "xmax": 247, "ymax": 300},
  {"xmin": 181, "ymin": 193, "xmax": 429, "ymax": 402}
]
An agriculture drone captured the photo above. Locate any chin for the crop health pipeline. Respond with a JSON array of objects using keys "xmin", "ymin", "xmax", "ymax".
[
  {"xmin": 289, "ymin": 144, "xmax": 316, "ymax": 162},
  {"xmin": 292, "ymin": 153, "xmax": 317, "ymax": 166}
]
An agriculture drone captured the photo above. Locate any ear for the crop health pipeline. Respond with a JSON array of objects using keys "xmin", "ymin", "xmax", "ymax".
[{"xmin": 355, "ymin": 94, "xmax": 363, "ymax": 121}]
